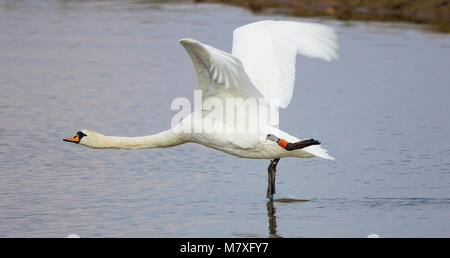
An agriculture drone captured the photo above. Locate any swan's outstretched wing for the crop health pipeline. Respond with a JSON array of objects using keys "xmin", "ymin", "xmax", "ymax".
[
  {"xmin": 179, "ymin": 38, "xmax": 263, "ymax": 100},
  {"xmin": 232, "ymin": 20, "xmax": 338, "ymax": 108}
]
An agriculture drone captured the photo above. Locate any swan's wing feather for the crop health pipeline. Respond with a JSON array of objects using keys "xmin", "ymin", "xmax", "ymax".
[
  {"xmin": 232, "ymin": 20, "xmax": 338, "ymax": 108},
  {"xmin": 179, "ymin": 38, "xmax": 263, "ymax": 100}
]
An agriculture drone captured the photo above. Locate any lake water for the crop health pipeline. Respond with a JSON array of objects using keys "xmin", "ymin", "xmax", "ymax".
[{"xmin": 0, "ymin": 0, "xmax": 449, "ymax": 237}]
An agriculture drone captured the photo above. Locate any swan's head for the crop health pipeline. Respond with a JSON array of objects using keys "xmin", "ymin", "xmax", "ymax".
[
  {"xmin": 63, "ymin": 130, "xmax": 88, "ymax": 145},
  {"xmin": 63, "ymin": 129, "xmax": 104, "ymax": 148}
]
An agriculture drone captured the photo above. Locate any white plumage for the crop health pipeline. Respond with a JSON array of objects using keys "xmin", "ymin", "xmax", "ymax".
[
  {"xmin": 65, "ymin": 20, "xmax": 338, "ymax": 161},
  {"xmin": 232, "ymin": 20, "xmax": 338, "ymax": 108}
]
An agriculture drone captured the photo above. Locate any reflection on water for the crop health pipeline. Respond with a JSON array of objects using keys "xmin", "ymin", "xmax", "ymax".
[
  {"xmin": 266, "ymin": 201, "xmax": 281, "ymax": 238},
  {"xmin": 0, "ymin": 0, "xmax": 449, "ymax": 237},
  {"xmin": 274, "ymin": 198, "xmax": 310, "ymax": 203}
]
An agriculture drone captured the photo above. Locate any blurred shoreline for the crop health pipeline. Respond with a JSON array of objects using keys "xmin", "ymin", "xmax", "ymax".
[{"xmin": 195, "ymin": 0, "xmax": 450, "ymax": 33}]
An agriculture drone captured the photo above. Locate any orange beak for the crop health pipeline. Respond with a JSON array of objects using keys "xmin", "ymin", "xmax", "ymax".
[{"xmin": 63, "ymin": 134, "xmax": 80, "ymax": 143}]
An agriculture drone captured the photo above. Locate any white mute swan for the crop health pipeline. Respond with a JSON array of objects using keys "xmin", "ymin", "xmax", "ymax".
[{"xmin": 64, "ymin": 20, "xmax": 338, "ymax": 199}]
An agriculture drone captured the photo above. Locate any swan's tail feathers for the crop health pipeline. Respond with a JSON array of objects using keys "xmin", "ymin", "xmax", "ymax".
[{"xmin": 304, "ymin": 145, "xmax": 335, "ymax": 160}]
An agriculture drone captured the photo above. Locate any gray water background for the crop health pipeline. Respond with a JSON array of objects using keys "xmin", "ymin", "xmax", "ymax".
[{"xmin": 0, "ymin": 0, "xmax": 449, "ymax": 237}]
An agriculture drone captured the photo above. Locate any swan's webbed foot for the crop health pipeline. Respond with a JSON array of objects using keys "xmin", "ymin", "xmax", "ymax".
[
  {"xmin": 267, "ymin": 158, "xmax": 280, "ymax": 200},
  {"xmin": 285, "ymin": 139, "xmax": 320, "ymax": 151},
  {"xmin": 266, "ymin": 134, "xmax": 320, "ymax": 151}
]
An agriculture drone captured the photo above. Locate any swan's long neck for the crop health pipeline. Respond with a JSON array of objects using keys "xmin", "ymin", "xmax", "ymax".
[{"xmin": 82, "ymin": 129, "xmax": 185, "ymax": 149}]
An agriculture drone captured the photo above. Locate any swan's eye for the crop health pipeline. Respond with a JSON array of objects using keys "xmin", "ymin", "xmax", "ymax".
[{"xmin": 77, "ymin": 131, "xmax": 87, "ymax": 141}]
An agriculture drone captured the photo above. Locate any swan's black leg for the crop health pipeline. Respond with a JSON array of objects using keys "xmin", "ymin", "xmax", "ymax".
[
  {"xmin": 265, "ymin": 135, "xmax": 320, "ymax": 199},
  {"xmin": 267, "ymin": 158, "xmax": 280, "ymax": 200}
]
